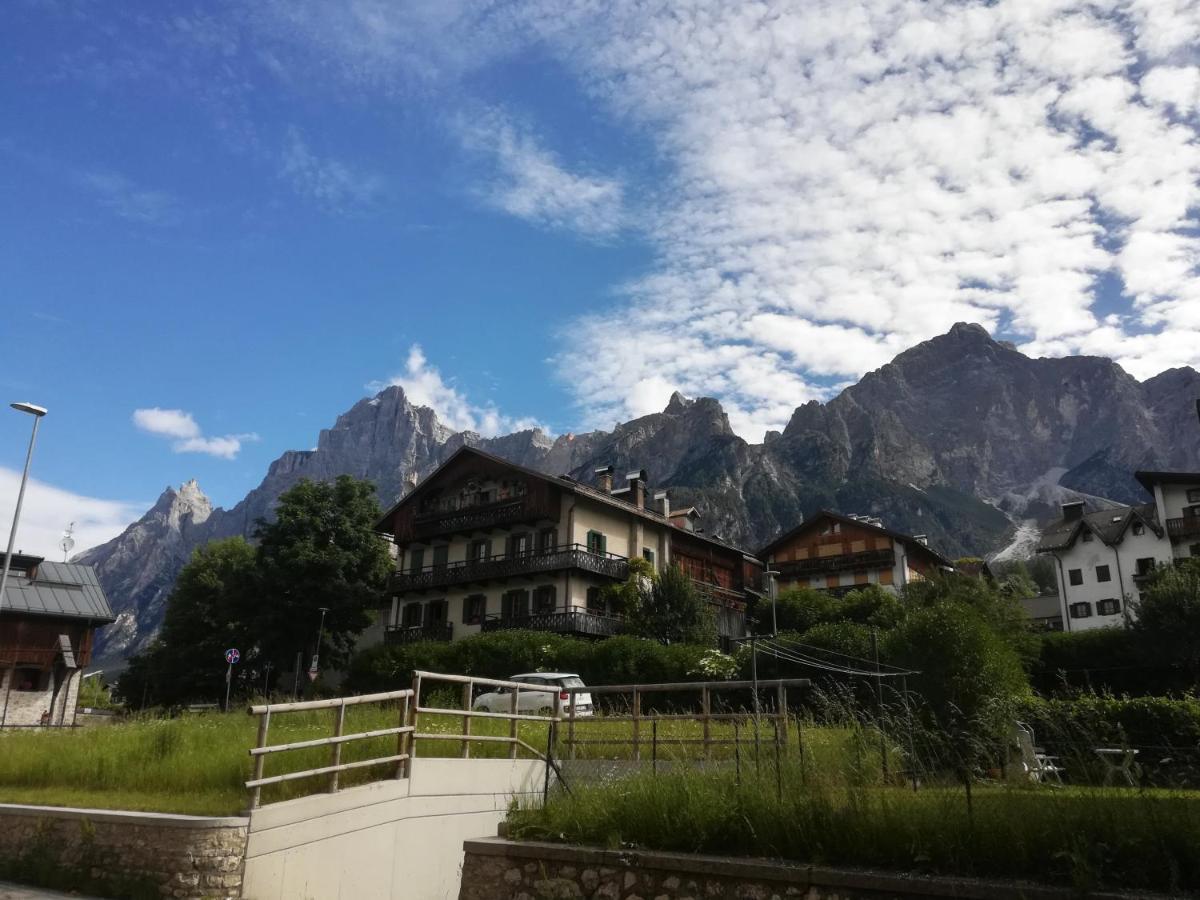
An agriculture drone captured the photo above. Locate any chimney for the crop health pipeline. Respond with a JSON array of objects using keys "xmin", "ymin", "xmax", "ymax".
[
  {"xmin": 654, "ymin": 490, "xmax": 670, "ymax": 518},
  {"xmin": 594, "ymin": 465, "xmax": 614, "ymax": 493},
  {"xmin": 867, "ymin": 517, "xmax": 884, "ymax": 528},
  {"xmin": 626, "ymin": 469, "xmax": 647, "ymax": 508},
  {"xmin": 912, "ymin": 533, "xmax": 928, "ymax": 546},
  {"xmin": 1062, "ymin": 501, "xmax": 1085, "ymax": 522}
]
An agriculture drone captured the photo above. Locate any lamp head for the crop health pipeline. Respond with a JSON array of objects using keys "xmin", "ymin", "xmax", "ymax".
[{"xmin": 10, "ymin": 402, "xmax": 47, "ymax": 417}]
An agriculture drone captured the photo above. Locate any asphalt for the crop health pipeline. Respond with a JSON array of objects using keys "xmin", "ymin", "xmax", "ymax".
[{"xmin": 0, "ymin": 884, "xmax": 102, "ymax": 899}]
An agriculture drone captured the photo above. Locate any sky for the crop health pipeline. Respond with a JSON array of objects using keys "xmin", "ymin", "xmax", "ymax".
[{"xmin": 1, "ymin": 0, "xmax": 1198, "ymax": 558}]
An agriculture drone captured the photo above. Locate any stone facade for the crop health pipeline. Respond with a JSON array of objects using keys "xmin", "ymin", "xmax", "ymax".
[
  {"xmin": 459, "ymin": 838, "xmax": 1159, "ymax": 900},
  {"xmin": 0, "ymin": 804, "xmax": 248, "ymax": 899}
]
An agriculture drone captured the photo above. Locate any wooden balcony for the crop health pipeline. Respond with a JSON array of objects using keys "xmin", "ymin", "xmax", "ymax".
[
  {"xmin": 383, "ymin": 622, "xmax": 454, "ymax": 644},
  {"xmin": 480, "ymin": 609, "xmax": 623, "ymax": 638},
  {"xmin": 390, "ymin": 544, "xmax": 629, "ymax": 593},
  {"xmin": 411, "ymin": 498, "xmax": 533, "ymax": 538},
  {"xmin": 1166, "ymin": 517, "xmax": 1200, "ymax": 541},
  {"xmin": 776, "ymin": 548, "xmax": 895, "ymax": 578}
]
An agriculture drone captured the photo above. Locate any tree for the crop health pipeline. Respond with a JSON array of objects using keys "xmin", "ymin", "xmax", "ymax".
[
  {"xmin": 903, "ymin": 571, "xmax": 1037, "ymax": 669},
  {"xmin": 753, "ymin": 587, "xmax": 839, "ymax": 634},
  {"xmin": 622, "ymin": 562, "xmax": 716, "ymax": 645},
  {"xmin": 1134, "ymin": 560, "xmax": 1200, "ymax": 684},
  {"xmin": 120, "ymin": 537, "xmax": 258, "ymax": 707},
  {"xmin": 251, "ymin": 476, "xmax": 393, "ymax": 677}
]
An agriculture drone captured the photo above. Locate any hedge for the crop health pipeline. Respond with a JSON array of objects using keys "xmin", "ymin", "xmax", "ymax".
[{"xmin": 1031, "ymin": 628, "xmax": 1191, "ymax": 696}]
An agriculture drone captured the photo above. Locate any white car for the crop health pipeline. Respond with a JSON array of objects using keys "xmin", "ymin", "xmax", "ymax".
[{"xmin": 472, "ymin": 672, "xmax": 594, "ymax": 717}]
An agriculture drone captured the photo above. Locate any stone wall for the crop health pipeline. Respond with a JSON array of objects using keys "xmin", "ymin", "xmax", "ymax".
[
  {"xmin": 0, "ymin": 804, "xmax": 248, "ymax": 899},
  {"xmin": 459, "ymin": 838, "xmax": 1158, "ymax": 900}
]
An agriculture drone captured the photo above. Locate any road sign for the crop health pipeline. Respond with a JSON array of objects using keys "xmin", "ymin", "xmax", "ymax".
[{"xmin": 225, "ymin": 648, "xmax": 240, "ymax": 665}]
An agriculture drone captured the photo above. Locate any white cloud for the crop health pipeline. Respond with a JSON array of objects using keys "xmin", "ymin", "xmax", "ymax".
[
  {"xmin": 132, "ymin": 408, "xmax": 257, "ymax": 459},
  {"xmin": 0, "ymin": 468, "xmax": 143, "ymax": 560},
  {"xmin": 374, "ymin": 345, "xmax": 549, "ymax": 437},
  {"xmin": 280, "ymin": 127, "xmax": 384, "ymax": 213},
  {"xmin": 251, "ymin": 0, "xmax": 1200, "ymax": 439},
  {"xmin": 81, "ymin": 170, "xmax": 181, "ymax": 225},
  {"xmin": 459, "ymin": 110, "xmax": 624, "ymax": 238}
]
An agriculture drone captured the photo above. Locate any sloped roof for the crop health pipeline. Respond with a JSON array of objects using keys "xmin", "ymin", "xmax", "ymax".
[
  {"xmin": 1035, "ymin": 502, "xmax": 1161, "ymax": 553},
  {"xmin": 1135, "ymin": 470, "xmax": 1200, "ymax": 494},
  {"xmin": 1, "ymin": 559, "xmax": 116, "ymax": 623},
  {"xmin": 758, "ymin": 509, "xmax": 954, "ymax": 569}
]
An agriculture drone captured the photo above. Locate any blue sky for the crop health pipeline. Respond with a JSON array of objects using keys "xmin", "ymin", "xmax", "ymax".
[{"xmin": 1, "ymin": 0, "xmax": 1198, "ymax": 556}]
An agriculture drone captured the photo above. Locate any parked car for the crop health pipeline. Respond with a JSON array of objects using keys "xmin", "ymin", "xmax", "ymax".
[{"xmin": 472, "ymin": 672, "xmax": 594, "ymax": 717}]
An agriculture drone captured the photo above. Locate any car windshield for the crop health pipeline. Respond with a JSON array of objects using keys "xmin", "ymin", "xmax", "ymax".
[{"xmin": 559, "ymin": 677, "xmax": 585, "ymax": 688}]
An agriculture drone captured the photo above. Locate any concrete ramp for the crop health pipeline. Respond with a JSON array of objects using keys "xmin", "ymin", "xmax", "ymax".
[{"xmin": 241, "ymin": 758, "xmax": 543, "ymax": 900}]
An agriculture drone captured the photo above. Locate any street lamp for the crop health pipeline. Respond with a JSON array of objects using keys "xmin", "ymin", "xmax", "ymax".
[
  {"xmin": 0, "ymin": 403, "xmax": 48, "ymax": 616},
  {"xmin": 309, "ymin": 607, "xmax": 330, "ymax": 683},
  {"xmin": 763, "ymin": 569, "xmax": 780, "ymax": 637}
]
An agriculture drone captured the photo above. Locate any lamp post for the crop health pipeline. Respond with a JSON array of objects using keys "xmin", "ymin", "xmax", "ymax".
[
  {"xmin": 0, "ymin": 403, "xmax": 48, "ymax": 616},
  {"xmin": 763, "ymin": 569, "xmax": 780, "ymax": 637},
  {"xmin": 309, "ymin": 607, "xmax": 330, "ymax": 684}
]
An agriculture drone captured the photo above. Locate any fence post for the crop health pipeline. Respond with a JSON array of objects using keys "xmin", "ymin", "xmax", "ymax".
[
  {"xmin": 734, "ymin": 719, "xmax": 741, "ymax": 785},
  {"xmin": 773, "ymin": 718, "xmax": 782, "ymax": 802},
  {"xmin": 249, "ymin": 708, "xmax": 271, "ymax": 809},
  {"xmin": 411, "ymin": 672, "xmax": 422, "ymax": 770},
  {"xmin": 397, "ymin": 693, "xmax": 410, "ymax": 779},
  {"xmin": 567, "ymin": 688, "xmax": 577, "ymax": 761},
  {"xmin": 652, "ymin": 719, "xmax": 658, "ymax": 775},
  {"xmin": 702, "ymin": 685, "xmax": 711, "ymax": 762},
  {"xmin": 461, "ymin": 681, "xmax": 472, "ymax": 759},
  {"xmin": 328, "ymin": 700, "xmax": 346, "ymax": 793},
  {"xmin": 777, "ymin": 683, "xmax": 788, "ymax": 748},
  {"xmin": 509, "ymin": 684, "xmax": 519, "ymax": 760},
  {"xmin": 632, "ymin": 687, "xmax": 641, "ymax": 762}
]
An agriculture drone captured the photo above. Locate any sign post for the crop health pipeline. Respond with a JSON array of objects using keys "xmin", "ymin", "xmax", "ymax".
[{"xmin": 224, "ymin": 648, "xmax": 240, "ymax": 712}]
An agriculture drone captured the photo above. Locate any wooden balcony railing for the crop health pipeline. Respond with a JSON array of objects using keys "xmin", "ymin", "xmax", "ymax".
[
  {"xmin": 390, "ymin": 544, "xmax": 628, "ymax": 592},
  {"xmin": 1166, "ymin": 517, "xmax": 1200, "ymax": 540},
  {"xmin": 481, "ymin": 609, "xmax": 623, "ymax": 638},
  {"xmin": 384, "ymin": 622, "xmax": 454, "ymax": 644},
  {"xmin": 411, "ymin": 498, "xmax": 535, "ymax": 538},
  {"xmin": 775, "ymin": 548, "xmax": 896, "ymax": 577}
]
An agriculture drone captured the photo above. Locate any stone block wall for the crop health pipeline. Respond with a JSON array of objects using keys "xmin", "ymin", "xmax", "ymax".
[
  {"xmin": 0, "ymin": 804, "xmax": 249, "ymax": 899},
  {"xmin": 459, "ymin": 838, "xmax": 1155, "ymax": 900}
]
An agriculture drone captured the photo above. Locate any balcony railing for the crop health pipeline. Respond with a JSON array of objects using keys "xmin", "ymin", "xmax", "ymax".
[
  {"xmin": 1166, "ymin": 517, "xmax": 1200, "ymax": 540},
  {"xmin": 384, "ymin": 622, "xmax": 454, "ymax": 645},
  {"xmin": 691, "ymin": 580, "xmax": 748, "ymax": 608},
  {"xmin": 390, "ymin": 543, "xmax": 629, "ymax": 592},
  {"xmin": 411, "ymin": 498, "xmax": 532, "ymax": 538},
  {"xmin": 481, "ymin": 609, "xmax": 623, "ymax": 638},
  {"xmin": 775, "ymin": 548, "xmax": 896, "ymax": 578}
]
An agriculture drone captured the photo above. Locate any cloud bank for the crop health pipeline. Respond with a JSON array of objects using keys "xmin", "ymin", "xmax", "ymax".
[
  {"xmin": 0, "ymin": 468, "xmax": 143, "ymax": 560},
  {"xmin": 132, "ymin": 408, "xmax": 258, "ymax": 459}
]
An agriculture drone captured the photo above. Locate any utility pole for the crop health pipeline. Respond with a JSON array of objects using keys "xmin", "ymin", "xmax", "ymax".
[
  {"xmin": 263, "ymin": 662, "xmax": 274, "ymax": 698},
  {"xmin": 872, "ymin": 626, "xmax": 888, "ymax": 780}
]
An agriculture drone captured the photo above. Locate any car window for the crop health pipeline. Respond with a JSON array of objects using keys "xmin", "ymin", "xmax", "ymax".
[{"xmin": 559, "ymin": 677, "xmax": 585, "ymax": 688}]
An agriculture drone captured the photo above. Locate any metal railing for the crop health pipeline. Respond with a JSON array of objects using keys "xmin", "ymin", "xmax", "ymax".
[
  {"xmin": 481, "ymin": 609, "xmax": 623, "ymax": 637},
  {"xmin": 775, "ymin": 548, "xmax": 895, "ymax": 577},
  {"xmin": 384, "ymin": 621, "xmax": 454, "ymax": 644},
  {"xmin": 245, "ymin": 689, "xmax": 416, "ymax": 809},
  {"xmin": 559, "ymin": 678, "xmax": 810, "ymax": 761},
  {"xmin": 391, "ymin": 543, "xmax": 628, "ymax": 591}
]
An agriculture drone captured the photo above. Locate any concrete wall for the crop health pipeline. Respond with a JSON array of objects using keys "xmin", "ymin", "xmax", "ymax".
[
  {"xmin": 1052, "ymin": 527, "xmax": 1171, "ymax": 631},
  {"xmin": 458, "ymin": 837, "xmax": 1159, "ymax": 900},
  {"xmin": 0, "ymin": 804, "xmax": 248, "ymax": 899},
  {"xmin": 242, "ymin": 757, "xmax": 545, "ymax": 900}
]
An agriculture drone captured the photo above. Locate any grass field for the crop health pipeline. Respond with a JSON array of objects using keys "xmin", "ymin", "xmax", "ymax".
[{"xmin": 0, "ymin": 704, "xmax": 847, "ymax": 816}]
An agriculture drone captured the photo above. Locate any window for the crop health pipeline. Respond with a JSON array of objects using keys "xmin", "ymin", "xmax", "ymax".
[
  {"xmin": 1095, "ymin": 564, "xmax": 1111, "ymax": 583},
  {"xmin": 432, "ymin": 545, "xmax": 448, "ymax": 571},
  {"xmin": 1097, "ymin": 598, "xmax": 1121, "ymax": 616},
  {"xmin": 463, "ymin": 594, "xmax": 486, "ymax": 625},
  {"xmin": 409, "ymin": 547, "xmax": 425, "ymax": 574},
  {"xmin": 534, "ymin": 584, "xmax": 557, "ymax": 613},
  {"xmin": 1068, "ymin": 568, "xmax": 1083, "ymax": 586},
  {"xmin": 501, "ymin": 589, "xmax": 529, "ymax": 619},
  {"xmin": 586, "ymin": 531, "xmax": 607, "ymax": 555},
  {"xmin": 1191, "ymin": 543, "xmax": 1200, "ymax": 558},
  {"xmin": 538, "ymin": 528, "xmax": 557, "ymax": 552},
  {"xmin": 1132, "ymin": 521, "xmax": 1145, "ymax": 536},
  {"xmin": 586, "ymin": 586, "xmax": 604, "ymax": 613},
  {"xmin": 1187, "ymin": 488, "xmax": 1200, "ymax": 503},
  {"xmin": 1069, "ymin": 602, "xmax": 1092, "ymax": 619},
  {"xmin": 468, "ymin": 539, "xmax": 492, "ymax": 561},
  {"xmin": 1135, "ymin": 557, "xmax": 1156, "ymax": 576},
  {"xmin": 11, "ymin": 667, "xmax": 46, "ymax": 692},
  {"xmin": 426, "ymin": 599, "xmax": 448, "ymax": 624},
  {"xmin": 643, "ymin": 547, "xmax": 655, "ymax": 565},
  {"xmin": 401, "ymin": 602, "xmax": 423, "ymax": 627},
  {"xmin": 509, "ymin": 533, "xmax": 532, "ymax": 557},
  {"xmin": 1081, "ymin": 530, "xmax": 1093, "ymax": 543}
]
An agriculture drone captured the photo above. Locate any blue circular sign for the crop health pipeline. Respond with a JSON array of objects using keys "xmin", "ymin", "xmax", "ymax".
[{"xmin": 225, "ymin": 648, "xmax": 240, "ymax": 664}]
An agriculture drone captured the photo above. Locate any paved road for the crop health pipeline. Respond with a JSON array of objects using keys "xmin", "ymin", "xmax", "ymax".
[{"xmin": 0, "ymin": 883, "xmax": 101, "ymax": 899}]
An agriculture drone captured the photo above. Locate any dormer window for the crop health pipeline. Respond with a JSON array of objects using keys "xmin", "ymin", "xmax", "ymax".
[
  {"xmin": 1081, "ymin": 531, "xmax": 1093, "ymax": 543},
  {"xmin": 1132, "ymin": 522, "xmax": 1144, "ymax": 536}
]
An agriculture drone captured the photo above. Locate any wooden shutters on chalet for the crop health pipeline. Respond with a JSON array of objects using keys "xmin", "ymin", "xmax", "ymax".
[
  {"xmin": 502, "ymin": 589, "xmax": 530, "ymax": 619},
  {"xmin": 586, "ymin": 531, "xmax": 607, "ymax": 556}
]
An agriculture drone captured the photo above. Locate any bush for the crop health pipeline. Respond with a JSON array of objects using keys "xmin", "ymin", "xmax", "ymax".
[{"xmin": 1032, "ymin": 628, "xmax": 1187, "ymax": 696}]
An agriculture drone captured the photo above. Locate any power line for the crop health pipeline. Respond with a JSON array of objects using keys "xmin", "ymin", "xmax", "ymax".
[
  {"xmin": 769, "ymin": 634, "xmax": 913, "ymax": 674},
  {"xmin": 757, "ymin": 638, "xmax": 919, "ymax": 677}
]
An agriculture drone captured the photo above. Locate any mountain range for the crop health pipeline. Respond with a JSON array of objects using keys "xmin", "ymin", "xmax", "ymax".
[{"xmin": 78, "ymin": 323, "xmax": 1200, "ymax": 663}]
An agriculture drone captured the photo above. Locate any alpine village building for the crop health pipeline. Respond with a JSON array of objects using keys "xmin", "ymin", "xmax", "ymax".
[
  {"xmin": 375, "ymin": 447, "xmax": 764, "ymax": 648},
  {"xmin": 1036, "ymin": 470, "xmax": 1200, "ymax": 632},
  {"xmin": 0, "ymin": 553, "xmax": 115, "ymax": 727},
  {"xmin": 758, "ymin": 510, "xmax": 954, "ymax": 595}
]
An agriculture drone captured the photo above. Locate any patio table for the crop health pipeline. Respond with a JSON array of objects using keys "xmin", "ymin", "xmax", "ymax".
[{"xmin": 1094, "ymin": 747, "xmax": 1139, "ymax": 786}]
